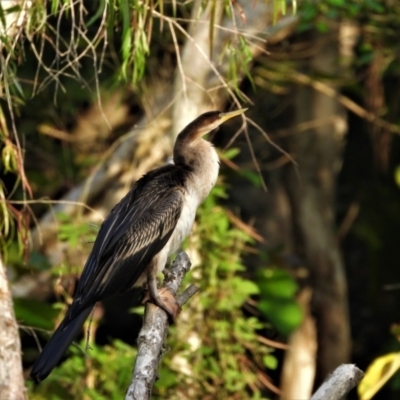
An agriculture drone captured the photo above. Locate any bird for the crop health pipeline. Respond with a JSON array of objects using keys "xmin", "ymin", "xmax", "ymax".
[{"xmin": 30, "ymin": 108, "xmax": 247, "ymax": 382}]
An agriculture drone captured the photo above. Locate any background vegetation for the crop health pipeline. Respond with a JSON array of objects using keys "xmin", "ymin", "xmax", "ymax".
[{"xmin": 1, "ymin": 0, "xmax": 400, "ymax": 399}]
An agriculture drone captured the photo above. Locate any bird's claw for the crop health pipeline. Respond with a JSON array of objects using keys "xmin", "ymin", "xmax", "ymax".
[
  {"xmin": 157, "ymin": 287, "xmax": 181, "ymax": 322},
  {"xmin": 142, "ymin": 287, "xmax": 181, "ymax": 322}
]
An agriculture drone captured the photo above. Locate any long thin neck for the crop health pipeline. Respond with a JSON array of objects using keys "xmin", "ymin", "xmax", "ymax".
[
  {"xmin": 173, "ymin": 136, "xmax": 220, "ymax": 201},
  {"xmin": 173, "ymin": 136, "xmax": 204, "ymax": 168},
  {"xmin": 173, "ymin": 124, "xmax": 202, "ymax": 167},
  {"xmin": 173, "ymin": 111, "xmax": 220, "ymax": 166}
]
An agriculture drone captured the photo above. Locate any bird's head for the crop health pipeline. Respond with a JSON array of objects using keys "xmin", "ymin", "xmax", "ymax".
[
  {"xmin": 179, "ymin": 108, "xmax": 248, "ymax": 142},
  {"xmin": 173, "ymin": 108, "xmax": 248, "ymax": 166}
]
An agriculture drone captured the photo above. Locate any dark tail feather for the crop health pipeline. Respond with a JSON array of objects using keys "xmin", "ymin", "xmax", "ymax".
[{"xmin": 30, "ymin": 307, "xmax": 93, "ymax": 382}]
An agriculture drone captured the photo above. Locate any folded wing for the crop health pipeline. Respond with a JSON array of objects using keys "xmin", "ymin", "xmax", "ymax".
[{"xmin": 69, "ymin": 165, "xmax": 186, "ymax": 318}]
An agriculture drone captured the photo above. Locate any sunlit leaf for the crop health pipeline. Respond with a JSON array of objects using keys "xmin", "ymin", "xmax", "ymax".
[
  {"xmin": 394, "ymin": 165, "xmax": 400, "ymax": 187},
  {"xmin": 259, "ymin": 298, "xmax": 303, "ymax": 335},
  {"xmin": 263, "ymin": 354, "xmax": 278, "ymax": 370},
  {"xmin": 223, "ymin": 147, "xmax": 240, "ymax": 160},
  {"xmin": 258, "ymin": 269, "xmax": 298, "ymax": 299},
  {"xmin": 359, "ymin": 353, "xmax": 400, "ymax": 400}
]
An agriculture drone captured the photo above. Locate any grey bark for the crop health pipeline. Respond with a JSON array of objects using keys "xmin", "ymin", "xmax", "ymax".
[
  {"xmin": 125, "ymin": 252, "xmax": 197, "ymax": 400},
  {"xmin": 310, "ymin": 364, "xmax": 364, "ymax": 400},
  {"xmin": 0, "ymin": 255, "xmax": 26, "ymax": 400}
]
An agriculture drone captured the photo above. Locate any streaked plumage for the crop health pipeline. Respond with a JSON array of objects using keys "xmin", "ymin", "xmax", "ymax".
[{"xmin": 30, "ymin": 108, "xmax": 247, "ymax": 382}]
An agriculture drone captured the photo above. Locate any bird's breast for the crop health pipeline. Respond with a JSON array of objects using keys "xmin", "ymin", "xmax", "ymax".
[
  {"xmin": 189, "ymin": 142, "xmax": 220, "ymax": 201},
  {"xmin": 168, "ymin": 191, "xmax": 198, "ymax": 254},
  {"xmin": 168, "ymin": 142, "xmax": 220, "ymax": 254}
]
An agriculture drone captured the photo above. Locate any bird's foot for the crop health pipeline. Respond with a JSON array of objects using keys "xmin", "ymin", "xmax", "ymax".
[
  {"xmin": 156, "ymin": 287, "xmax": 181, "ymax": 321},
  {"xmin": 142, "ymin": 287, "xmax": 181, "ymax": 322}
]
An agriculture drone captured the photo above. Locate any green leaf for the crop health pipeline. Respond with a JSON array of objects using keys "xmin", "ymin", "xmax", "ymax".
[
  {"xmin": 14, "ymin": 298, "xmax": 59, "ymax": 330},
  {"xmin": 256, "ymin": 268, "xmax": 302, "ymax": 335},
  {"xmin": 50, "ymin": 0, "xmax": 60, "ymax": 15},
  {"xmin": 258, "ymin": 298, "xmax": 303, "ymax": 336},
  {"xmin": 263, "ymin": 354, "xmax": 278, "ymax": 370},
  {"xmin": 87, "ymin": 0, "xmax": 106, "ymax": 27},
  {"xmin": 232, "ymin": 278, "xmax": 260, "ymax": 296},
  {"xmin": 223, "ymin": 148, "xmax": 240, "ymax": 160},
  {"xmin": 258, "ymin": 269, "xmax": 298, "ymax": 299},
  {"xmin": 316, "ymin": 21, "xmax": 329, "ymax": 32},
  {"xmin": 239, "ymin": 170, "xmax": 263, "ymax": 187},
  {"xmin": 326, "ymin": 0, "xmax": 345, "ymax": 6}
]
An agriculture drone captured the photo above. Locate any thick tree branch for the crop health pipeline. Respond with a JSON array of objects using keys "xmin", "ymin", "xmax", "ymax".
[
  {"xmin": 125, "ymin": 253, "xmax": 198, "ymax": 400},
  {"xmin": 310, "ymin": 364, "xmax": 364, "ymax": 400},
  {"xmin": 0, "ymin": 255, "xmax": 26, "ymax": 400}
]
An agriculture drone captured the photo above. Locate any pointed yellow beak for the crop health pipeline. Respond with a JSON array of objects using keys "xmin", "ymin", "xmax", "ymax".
[
  {"xmin": 219, "ymin": 108, "xmax": 248, "ymax": 123},
  {"xmin": 194, "ymin": 108, "xmax": 249, "ymax": 138}
]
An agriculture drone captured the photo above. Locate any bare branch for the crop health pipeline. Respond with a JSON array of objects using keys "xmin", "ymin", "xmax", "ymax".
[
  {"xmin": 0, "ymin": 255, "xmax": 27, "ymax": 400},
  {"xmin": 310, "ymin": 364, "xmax": 364, "ymax": 400},
  {"xmin": 125, "ymin": 253, "xmax": 198, "ymax": 400}
]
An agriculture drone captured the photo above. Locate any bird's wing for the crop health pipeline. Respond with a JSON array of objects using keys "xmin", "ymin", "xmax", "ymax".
[{"xmin": 69, "ymin": 165, "xmax": 186, "ymax": 318}]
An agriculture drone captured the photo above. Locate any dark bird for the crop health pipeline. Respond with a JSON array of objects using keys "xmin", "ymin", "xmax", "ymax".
[{"xmin": 30, "ymin": 108, "xmax": 247, "ymax": 382}]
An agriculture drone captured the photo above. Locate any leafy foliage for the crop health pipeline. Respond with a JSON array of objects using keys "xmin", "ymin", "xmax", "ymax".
[
  {"xmin": 153, "ymin": 183, "xmax": 268, "ymax": 398},
  {"xmin": 28, "ymin": 340, "xmax": 136, "ymax": 400},
  {"xmin": 299, "ymin": 0, "xmax": 385, "ymax": 32}
]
